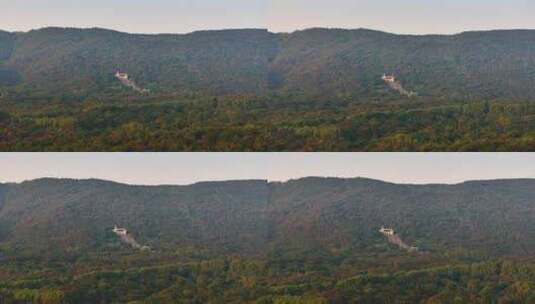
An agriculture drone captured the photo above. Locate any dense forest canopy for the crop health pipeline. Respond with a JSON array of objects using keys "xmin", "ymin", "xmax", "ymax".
[
  {"xmin": 1, "ymin": 97, "xmax": 535, "ymax": 151},
  {"xmin": 3, "ymin": 177, "xmax": 535, "ymax": 257},
  {"xmin": 2, "ymin": 27, "xmax": 535, "ymax": 151},
  {"xmin": 1, "ymin": 27, "xmax": 535, "ymax": 100},
  {"xmin": 1, "ymin": 177, "xmax": 535, "ymax": 302},
  {"xmin": 1, "ymin": 27, "xmax": 535, "ymax": 151}
]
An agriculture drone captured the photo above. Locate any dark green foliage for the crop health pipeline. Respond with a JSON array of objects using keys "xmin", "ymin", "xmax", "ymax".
[
  {"xmin": 1, "ymin": 177, "xmax": 535, "ymax": 257},
  {"xmin": 0, "ymin": 30, "xmax": 15, "ymax": 61},
  {"xmin": 5, "ymin": 27, "xmax": 279, "ymax": 98},
  {"xmin": 0, "ymin": 179, "xmax": 270, "ymax": 256},
  {"xmin": 335, "ymin": 261, "xmax": 535, "ymax": 303},
  {"xmin": 2, "ymin": 27, "xmax": 535, "ymax": 151},
  {"xmin": 1, "ymin": 177, "xmax": 535, "ymax": 303},
  {"xmin": 2, "ymin": 98, "xmax": 535, "ymax": 151},
  {"xmin": 1, "ymin": 257, "xmax": 535, "ymax": 303},
  {"xmin": 0, "ymin": 31, "xmax": 19, "ymax": 86},
  {"xmin": 2, "ymin": 27, "xmax": 535, "ymax": 100}
]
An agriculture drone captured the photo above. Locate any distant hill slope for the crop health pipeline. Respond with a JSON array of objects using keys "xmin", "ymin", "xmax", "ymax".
[
  {"xmin": 0, "ymin": 30, "xmax": 18, "ymax": 86},
  {"xmin": 2, "ymin": 28, "xmax": 279, "ymax": 97},
  {"xmin": 0, "ymin": 179, "xmax": 270, "ymax": 256},
  {"xmin": 1, "ymin": 27, "xmax": 535, "ymax": 100},
  {"xmin": 1, "ymin": 177, "xmax": 535, "ymax": 258}
]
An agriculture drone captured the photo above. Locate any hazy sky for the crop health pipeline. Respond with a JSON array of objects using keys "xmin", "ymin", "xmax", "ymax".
[
  {"xmin": 1, "ymin": 153, "xmax": 535, "ymax": 186},
  {"xmin": 2, "ymin": 0, "xmax": 534, "ymax": 34}
]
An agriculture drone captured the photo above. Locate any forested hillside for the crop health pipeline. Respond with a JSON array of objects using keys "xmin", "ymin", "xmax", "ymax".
[
  {"xmin": 0, "ymin": 30, "xmax": 17, "ymax": 87},
  {"xmin": 2, "ymin": 28, "xmax": 279, "ymax": 98},
  {"xmin": 2, "ymin": 27, "xmax": 535, "ymax": 101},
  {"xmin": 0, "ymin": 178, "xmax": 270, "ymax": 256},
  {"xmin": 1, "ymin": 177, "xmax": 535, "ymax": 302},
  {"xmin": 2, "ymin": 98, "xmax": 535, "ymax": 151},
  {"xmin": 1, "ymin": 177, "xmax": 535, "ymax": 257},
  {"xmin": 2, "ymin": 27, "xmax": 535, "ymax": 151}
]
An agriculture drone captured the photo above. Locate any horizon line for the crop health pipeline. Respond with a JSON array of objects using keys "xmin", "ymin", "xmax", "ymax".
[
  {"xmin": 4, "ymin": 25, "xmax": 535, "ymax": 37},
  {"xmin": 3, "ymin": 176, "xmax": 534, "ymax": 188}
]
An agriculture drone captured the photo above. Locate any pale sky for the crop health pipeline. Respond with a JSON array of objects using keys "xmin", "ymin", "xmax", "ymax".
[
  {"xmin": 1, "ymin": 0, "xmax": 534, "ymax": 34},
  {"xmin": 1, "ymin": 153, "xmax": 535, "ymax": 186}
]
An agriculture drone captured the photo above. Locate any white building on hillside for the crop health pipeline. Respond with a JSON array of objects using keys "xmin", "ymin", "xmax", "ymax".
[
  {"xmin": 379, "ymin": 226, "xmax": 395, "ymax": 236},
  {"xmin": 115, "ymin": 71, "xmax": 129, "ymax": 80},
  {"xmin": 382, "ymin": 74, "xmax": 396, "ymax": 83},
  {"xmin": 113, "ymin": 225, "xmax": 128, "ymax": 236}
]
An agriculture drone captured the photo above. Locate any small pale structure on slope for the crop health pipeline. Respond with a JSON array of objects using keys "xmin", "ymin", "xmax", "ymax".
[
  {"xmin": 382, "ymin": 74, "xmax": 396, "ymax": 83},
  {"xmin": 379, "ymin": 226, "xmax": 395, "ymax": 236},
  {"xmin": 115, "ymin": 71, "xmax": 129, "ymax": 80},
  {"xmin": 113, "ymin": 225, "xmax": 128, "ymax": 236}
]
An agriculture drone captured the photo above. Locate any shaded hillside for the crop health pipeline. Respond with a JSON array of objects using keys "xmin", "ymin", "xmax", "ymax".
[
  {"xmin": 0, "ymin": 31, "xmax": 15, "ymax": 62},
  {"xmin": 3, "ymin": 27, "xmax": 279, "ymax": 97},
  {"xmin": 1, "ymin": 177, "xmax": 535, "ymax": 258},
  {"xmin": 0, "ymin": 31, "xmax": 18, "ymax": 87},
  {"xmin": 0, "ymin": 178, "xmax": 270, "ymax": 256},
  {"xmin": 269, "ymin": 178, "xmax": 535, "ymax": 255},
  {"xmin": 2, "ymin": 27, "xmax": 535, "ymax": 100}
]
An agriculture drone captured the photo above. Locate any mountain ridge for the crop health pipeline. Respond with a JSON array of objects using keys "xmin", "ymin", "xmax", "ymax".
[
  {"xmin": 5, "ymin": 176, "xmax": 535, "ymax": 187},
  {"xmin": 5, "ymin": 26, "xmax": 535, "ymax": 37},
  {"xmin": 1, "ymin": 176, "xmax": 535, "ymax": 259},
  {"xmin": 3, "ymin": 26, "xmax": 535, "ymax": 101}
]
